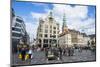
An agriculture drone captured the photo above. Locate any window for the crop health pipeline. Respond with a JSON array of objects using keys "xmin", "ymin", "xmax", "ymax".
[
  {"xmin": 50, "ymin": 35, "xmax": 56, "ymax": 38},
  {"xmin": 45, "ymin": 29, "xmax": 48, "ymax": 33},
  {"xmin": 50, "ymin": 25, "xmax": 52, "ymax": 29},
  {"xmin": 39, "ymin": 28, "xmax": 42, "ymax": 32},
  {"xmin": 39, "ymin": 39, "xmax": 41, "ymax": 43},
  {"xmin": 15, "ymin": 23, "xmax": 21, "ymax": 27},
  {"xmin": 16, "ymin": 18, "xmax": 23, "ymax": 23},
  {"xmin": 53, "ymin": 27, "xmax": 56, "ymax": 29},
  {"xmin": 12, "ymin": 27, "xmax": 21, "ymax": 32},
  {"xmin": 53, "ymin": 31, "xmax": 56, "ymax": 34},
  {"xmin": 49, "ymin": 39, "xmax": 52, "ymax": 43},
  {"xmin": 12, "ymin": 33, "xmax": 21, "ymax": 37},
  {"xmin": 50, "ymin": 30, "xmax": 52, "ymax": 33},
  {"xmin": 53, "ymin": 40, "xmax": 57, "ymax": 43},
  {"xmin": 39, "ymin": 34, "xmax": 42, "ymax": 37},
  {"xmin": 54, "ymin": 35, "xmax": 56, "ymax": 38},
  {"xmin": 44, "ymin": 39, "xmax": 48, "ymax": 43},
  {"xmin": 40, "ymin": 24, "xmax": 42, "ymax": 28},
  {"xmin": 51, "ymin": 39, "xmax": 56, "ymax": 44},
  {"xmin": 44, "ymin": 34, "xmax": 48, "ymax": 37},
  {"xmin": 50, "ymin": 34, "xmax": 52, "ymax": 38}
]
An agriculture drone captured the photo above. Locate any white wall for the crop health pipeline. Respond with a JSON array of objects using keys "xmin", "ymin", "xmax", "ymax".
[{"xmin": 59, "ymin": 34, "xmax": 72, "ymax": 47}]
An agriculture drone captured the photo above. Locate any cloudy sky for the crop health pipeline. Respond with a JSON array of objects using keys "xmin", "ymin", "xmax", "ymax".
[{"xmin": 12, "ymin": 0, "xmax": 96, "ymax": 41}]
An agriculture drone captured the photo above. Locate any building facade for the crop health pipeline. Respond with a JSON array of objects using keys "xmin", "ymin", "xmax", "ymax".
[
  {"xmin": 68, "ymin": 29, "xmax": 78, "ymax": 46},
  {"xmin": 89, "ymin": 34, "xmax": 96, "ymax": 47},
  {"xmin": 59, "ymin": 14, "xmax": 90, "ymax": 48},
  {"xmin": 82, "ymin": 33, "xmax": 90, "ymax": 47},
  {"xmin": 59, "ymin": 33, "xmax": 72, "ymax": 48},
  {"xmin": 37, "ymin": 12, "xmax": 59, "ymax": 48},
  {"xmin": 59, "ymin": 14, "xmax": 72, "ymax": 48},
  {"xmin": 12, "ymin": 10, "xmax": 30, "ymax": 52}
]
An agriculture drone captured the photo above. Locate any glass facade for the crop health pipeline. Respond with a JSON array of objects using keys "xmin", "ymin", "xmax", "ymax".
[
  {"xmin": 12, "ymin": 32, "xmax": 21, "ymax": 37},
  {"xmin": 15, "ymin": 23, "xmax": 21, "ymax": 27},
  {"xmin": 12, "ymin": 27, "xmax": 21, "ymax": 32},
  {"xmin": 16, "ymin": 18, "xmax": 23, "ymax": 23}
]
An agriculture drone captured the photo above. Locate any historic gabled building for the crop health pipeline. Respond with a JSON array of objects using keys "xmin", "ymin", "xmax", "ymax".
[
  {"xmin": 36, "ymin": 12, "xmax": 59, "ymax": 48},
  {"xmin": 36, "ymin": 12, "xmax": 91, "ymax": 48},
  {"xmin": 59, "ymin": 14, "xmax": 90, "ymax": 48}
]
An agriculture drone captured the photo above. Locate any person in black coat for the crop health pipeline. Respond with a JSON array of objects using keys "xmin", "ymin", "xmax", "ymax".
[
  {"xmin": 59, "ymin": 47, "xmax": 63, "ymax": 60},
  {"xmin": 68, "ymin": 47, "xmax": 71, "ymax": 56},
  {"xmin": 21, "ymin": 48, "xmax": 26, "ymax": 61}
]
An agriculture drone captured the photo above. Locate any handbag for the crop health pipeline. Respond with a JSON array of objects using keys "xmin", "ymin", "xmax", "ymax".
[
  {"xmin": 18, "ymin": 53, "xmax": 22, "ymax": 59},
  {"xmin": 25, "ymin": 54, "xmax": 29, "ymax": 60}
]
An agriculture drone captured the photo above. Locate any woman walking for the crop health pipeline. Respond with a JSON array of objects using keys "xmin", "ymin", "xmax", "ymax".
[{"xmin": 28, "ymin": 47, "xmax": 33, "ymax": 59}]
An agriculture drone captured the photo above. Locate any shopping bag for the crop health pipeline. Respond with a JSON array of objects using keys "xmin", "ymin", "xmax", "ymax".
[
  {"xmin": 25, "ymin": 54, "xmax": 29, "ymax": 60},
  {"xmin": 18, "ymin": 53, "xmax": 22, "ymax": 59}
]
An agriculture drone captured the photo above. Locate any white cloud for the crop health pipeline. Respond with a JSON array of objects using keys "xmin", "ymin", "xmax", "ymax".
[
  {"xmin": 50, "ymin": 4, "xmax": 89, "ymax": 33},
  {"xmin": 25, "ymin": 4, "xmax": 95, "ymax": 41},
  {"xmin": 68, "ymin": 18, "xmax": 95, "ymax": 29},
  {"xmin": 25, "ymin": 22, "xmax": 38, "ymax": 42},
  {"xmin": 87, "ymin": 27, "xmax": 95, "ymax": 35},
  {"xmin": 52, "ymin": 4, "xmax": 88, "ymax": 19},
  {"xmin": 52, "ymin": 4, "xmax": 95, "ymax": 35},
  {"xmin": 31, "ymin": 12, "xmax": 48, "ymax": 21}
]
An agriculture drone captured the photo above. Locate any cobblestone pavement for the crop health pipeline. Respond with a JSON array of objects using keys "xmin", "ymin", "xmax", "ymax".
[{"xmin": 12, "ymin": 49, "xmax": 96, "ymax": 65}]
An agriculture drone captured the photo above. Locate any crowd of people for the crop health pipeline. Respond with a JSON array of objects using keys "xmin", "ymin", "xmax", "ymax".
[
  {"xmin": 16, "ymin": 43, "xmax": 95, "ymax": 62},
  {"xmin": 17, "ymin": 44, "xmax": 33, "ymax": 61},
  {"xmin": 43, "ymin": 44, "xmax": 96, "ymax": 61},
  {"xmin": 44, "ymin": 46, "xmax": 75, "ymax": 61}
]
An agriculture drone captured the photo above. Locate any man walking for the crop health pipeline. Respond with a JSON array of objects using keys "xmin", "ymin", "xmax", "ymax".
[
  {"xmin": 59, "ymin": 47, "xmax": 63, "ymax": 60},
  {"xmin": 28, "ymin": 47, "xmax": 33, "ymax": 59},
  {"xmin": 21, "ymin": 47, "xmax": 26, "ymax": 61}
]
